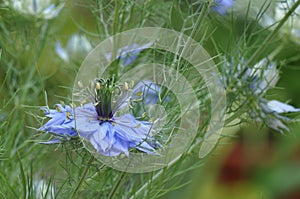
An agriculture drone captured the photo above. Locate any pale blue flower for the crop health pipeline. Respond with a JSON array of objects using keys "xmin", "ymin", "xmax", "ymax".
[
  {"xmin": 5, "ymin": 0, "xmax": 64, "ymax": 19},
  {"xmin": 75, "ymin": 103, "xmax": 157, "ymax": 156},
  {"xmin": 248, "ymin": 94, "xmax": 299, "ymax": 133},
  {"xmin": 251, "ymin": 98, "xmax": 299, "ymax": 133},
  {"xmin": 39, "ymin": 104, "xmax": 77, "ymax": 143},
  {"xmin": 38, "ymin": 79, "xmax": 161, "ymax": 155},
  {"xmin": 55, "ymin": 34, "xmax": 93, "ymax": 63},
  {"xmin": 221, "ymin": 57, "xmax": 299, "ymax": 132},
  {"xmin": 74, "ymin": 78, "xmax": 159, "ymax": 156},
  {"xmin": 211, "ymin": 0, "xmax": 234, "ymax": 15},
  {"xmin": 105, "ymin": 42, "xmax": 153, "ymax": 66}
]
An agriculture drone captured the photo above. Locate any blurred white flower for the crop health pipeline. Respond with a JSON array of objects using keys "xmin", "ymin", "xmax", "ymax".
[
  {"xmin": 5, "ymin": 0, "xmax": 64, "ymax": 19},
  {"xmin": 260, "ymin": 0, "xmax": 300, "ymax": 43},
  {"xmin": 232, "ymin": 0, "xmax": 300, "ymax": 43},
  {"xmin": 55, "ymin": 34, "xmax": 93, "ymax": 63}
]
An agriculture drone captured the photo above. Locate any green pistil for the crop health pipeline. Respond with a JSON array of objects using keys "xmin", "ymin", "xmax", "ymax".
[{"xmin": 94, "ymin": 78, "xmax": 114, "ymax": 119}]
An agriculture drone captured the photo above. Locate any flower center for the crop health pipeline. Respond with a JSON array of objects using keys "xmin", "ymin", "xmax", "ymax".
[{"xmin": 94, "ymin": 78, "xmax": 114, "ymax": 121}]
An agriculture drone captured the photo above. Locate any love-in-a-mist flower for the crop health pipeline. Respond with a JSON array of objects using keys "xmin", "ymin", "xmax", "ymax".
[
  {"xmin": 211, "ymin": 0, "xmax": 234, "ymax": 15},
  {"xmin": 105, "ymin": 42, "xmax": 153, "ymax": 66},
  {"xmin": 220, "ymin": 56, "xmax": 299, "ymax": 132},
  {"xmin": 75, "ymin": 78, "xmax": 159, "ymax": 156},
  {"xmin": 39, "ymin": 104, "xmax": 77, "ymax": 144},
  {"xmin": 5, "ymin": 0, "xmax": 64, "ymax": 19},
  {"xmin": 247, "ymin": 59, "xmax": 299, "ymax": 132},
  {"xmin": 55, "ymin": 33, "xmax": 93, "ymax": 63}
]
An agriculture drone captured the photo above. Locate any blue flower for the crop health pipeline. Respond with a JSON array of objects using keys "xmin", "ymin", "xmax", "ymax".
[
  {"xmin": 39, "ymin": 104, "xmax": 77, "ymax": 143},
  {"xmin": 132, "ymin": 80, "xmax": 168, "ymax": 105},
  {"xmin": 75, "ymin": 104, "xmax": 157, "ymax": 156},
  {"xmin": 74, "ymin": 78, "xmax": 159, "ymax": 156},
  {"xmin": 211, "ymin": 0, "xmax": 234, "ymax": 15},
  {"xmin": 105, "ymin": 42, "xmax": 153, "ymax": 66},
  {"xmin": 38, "ymin": 79, "xmax": 161, "ymax": 155}
]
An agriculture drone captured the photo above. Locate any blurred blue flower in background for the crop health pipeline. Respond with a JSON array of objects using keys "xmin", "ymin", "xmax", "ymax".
[
  {"xmin": 39, "ymin": 104, "xmax": 77, "ymax": 144},
  {"xmin": 211, "ymin": 0, "xmax": 234, "ymax": 15},
  {"xmin": 250, "ymin": 58, "xmax": 279, "ymax": 95},
  {"xmin": 268, "ymin": 100, "xmax": 300, "ymax": 113},
  {"xmin": 105, "ymin": 42, "xmax": 153, "ymax": 66},
  {"xmin": 220, "ymin": 57, "xmax": 300, "ymax": 133},
  {"xmin": 55, "ymin": 33, "xmax": 93, "ymax": 63},
  {"xmin": 4, "ymin": 0, "xmax": 64, "ymax": 19},
  {"xmin": 132, "ymin": 80, "xmax": 166, "ymax": 105},
  {"xmin": 253, "ymin": 98, "xmax": 300, "ymax": 133}
]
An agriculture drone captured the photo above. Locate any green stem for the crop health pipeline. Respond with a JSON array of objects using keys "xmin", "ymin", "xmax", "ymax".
[
  {"xmin": 247, "ymin": 0, "xmax": 300, "ymax": 65},
  {"xmin": 108, "ymin": 171, "xmax": 126, "ymax": 199},
  {"xmin": 112, "ymin": 0, "xmax": 119, "ymax": 36},
  {"xmin": 84, "ymin": 165, "xmax": 106, "ymax": 185},
  {"xmin": 225, "ymin": 104, "xmax": 248, "ymax": 125},
  {"xmin": 268, "ymin": 43, "xmax": 285, "ymax": 60},
  {"xmin": 70, "ymin": 156, "xmax": 95, "ymax": 198}
]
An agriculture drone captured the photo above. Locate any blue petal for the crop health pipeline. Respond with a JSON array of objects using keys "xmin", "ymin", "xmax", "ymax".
[
  {"xmin": 39, "ymin": 104, "xmax": 76, "ymax": 138},
  {"xmin": 132, "ymin": 80, "xmax": 170, "ymax": 105},
  {"xmin": 267, "ymin": 100, "xmax": 300, "ymax": 113},
  {"xmin": 211, "ymin": 0, "xmax": 234, "ymax": 15},
  {"xmin": 105, "ymin": 42, "xmax": 154, "ymax": 66}
]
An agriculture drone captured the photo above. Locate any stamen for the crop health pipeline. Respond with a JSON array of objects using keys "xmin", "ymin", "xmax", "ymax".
[
  {"xmin": 55, "ymin": 106, "xmax": 62, "ymax": 112},
  {"xmin": 66, "ymin": 111, "xmax": 72, "ymax": 119},
  {"xmin": 124, "ymin": 82, "xmax": 129, "ymax": 90},
  {"xmin": 130, "ymin": 80, "xmax": 135, "ymax": 88}
]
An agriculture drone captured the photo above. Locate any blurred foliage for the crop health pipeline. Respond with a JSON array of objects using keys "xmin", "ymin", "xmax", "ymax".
[{"xmin": 1, "ymin": 0, "xmax": 300, "ymax": 198}]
